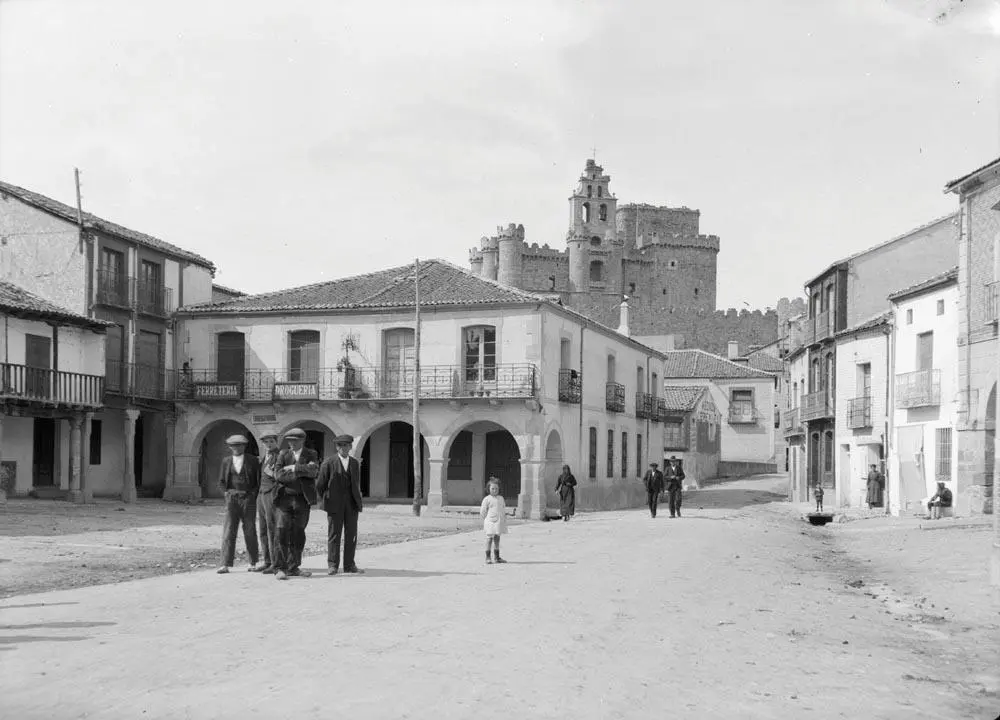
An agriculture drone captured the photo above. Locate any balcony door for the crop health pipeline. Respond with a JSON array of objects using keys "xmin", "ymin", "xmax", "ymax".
[
  {"xmin": 138, "ymin": 260, "xmax": 163, "ymax": 314},
  {"xmin": 463, "ymin": 326, "xmax": 496, "ymax": 386},
  {"xmin": 916, "ymin": 332, "xmax": 934, "ymax": 371},
  {"xmin": 105, "ymin": 324, "xmax": 125, "ymax": 392},
  {"xmin": 289, "ymin": 330, "xmax": 320, "ymax": 383},
  {"xmin": 135, "ymin": 330, "xmax": 162, "ymax": 398},
  {"xmin": 25, "ymin": 334, "xmax": 51, "ymax": 399},
  {"xmin": 383, "ymin": 328, "xmax": 414, "ymax": 398},
  {"xmin": 98, "ymin": 248, "xmax": 126, "ymax": 305},
  {"xmin": 217, "ymin": 332, "xmax": 246, "ymax": 384}
]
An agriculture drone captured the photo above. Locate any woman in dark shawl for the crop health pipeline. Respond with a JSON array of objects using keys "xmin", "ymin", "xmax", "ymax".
[
  {"xmin": 866, "ymin": 464, "xmax": 884, "ymax": 509},
  {"xmin": 555, "ymin": 465, "xmax": 576, "ymax": 521}
]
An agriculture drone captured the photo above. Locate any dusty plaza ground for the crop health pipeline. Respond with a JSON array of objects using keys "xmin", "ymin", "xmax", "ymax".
[{"xmin": 1, "ymin": 476, "xmax": 997, "ymax": 719}]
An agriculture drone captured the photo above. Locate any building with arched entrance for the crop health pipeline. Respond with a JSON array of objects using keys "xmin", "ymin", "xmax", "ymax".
[{"xmin": 167, "ymin": 260, "xmax": 670, "ymax": 518}]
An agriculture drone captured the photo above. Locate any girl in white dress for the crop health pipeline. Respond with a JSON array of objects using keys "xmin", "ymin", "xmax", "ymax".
[{"xmin": 480, "ymin": 477, "xmax": 507, "ymax": 564}]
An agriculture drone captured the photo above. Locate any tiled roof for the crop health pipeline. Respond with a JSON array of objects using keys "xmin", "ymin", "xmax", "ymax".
[
  {"xmin": 945, "ymin": 156, "xmax": 1000, "ymax": 192},
  {"xmin": 834, "ymin": 311, "xmax": 893, "ymax": 339},
  {"xmin": 0, "ymin": 281, "xmax": 111, "ymax": 329},
  {"xmin": 662, "ymin": 385, "xmax": 707, "ymax": 412},
  {"xmin": 180, "ymin": 259, "xmax": 547, "ymax": 314},
  {"xmin": 662, "ymin": 349, "xmax": 774, "ymax": 380},
  {"xmin": 739, "ymin": 352, "xmax": 784, "ymax": 373},
  {"xmin": 0, "ymin": 180, "xmax": 215, "ymax": 271},
  {"xmin": 887, "ymin": 267, "xmax": 959, "ymax": 302},
  {"xmin": 212, "ymin": 283, "xmax": 246, "ymax": 297}
]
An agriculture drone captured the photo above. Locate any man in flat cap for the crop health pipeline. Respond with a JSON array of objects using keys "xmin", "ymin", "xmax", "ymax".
[
  {"xmin": 643, "ymin": 461, "xmax": 664, "ymax": 519},
  {"xmin": 252, "ymin": 432, "xmax": 280, "ymax": 573},
  {"xmin": 317, "ymin": 434, "xmax": 364, "ymax": 574},
  {"xmin": 666, "ymin": 456, "xmax": 685, "ymax": 518},
  {"xmin": 216, "ymin": 434, "xmax": 261, "ymax": 574},
  {"xmin": 273, "ymin": 428, "xmax": 319, "ymax": 580}
]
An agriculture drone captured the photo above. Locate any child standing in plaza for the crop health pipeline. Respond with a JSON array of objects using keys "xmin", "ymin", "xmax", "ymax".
[
  {"xmin": 814, "ymin": 483, "xmax": 825, "ymax": 512},
  {"xmin": 480, "ymin": 477, "xmax": 507, "ymax": 564}
]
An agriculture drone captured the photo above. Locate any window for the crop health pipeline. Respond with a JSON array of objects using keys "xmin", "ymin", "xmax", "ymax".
[
  {"xmin": 582, "ymin": 202, "xmax": 591, "ymax": 223},
  {"xmin": 105, "ymin": 324, "xmax": 125, "ymax": 392},
  {"xmin": 289, "ymin": 330, "xmax": 321, "ymax": 382},
  {"xmin": 587, "ymin": 185, "xmax": 593, "ymax": 198},
  {"xmin": 824, "ymin": 430, "xmax": 834, "ymax": 472},
  {"xmin": 607, "ymin": 354, "xmax": 616, "ymax": 383},
  {"xmin": 599, "ymin": 203, "xmax": 608, "ymax": 221},
  {"xmin": 89, "ymin": 419, "xmax": 102, "ymax": 465},
  {"xmin": 99, "ymin": 248, "xmax": 124, "ymax": 274},
  {"xmin": 664, "ymin": 421, "xmax": 686, "ymax": 449},
  {"xmin": 464, "ymin": 326, "xmax": 496, "ymax": 382},
  {"xmin": 906, "ymin": 308, "xmax": 913, "ymax": 325},
  {"xmin": 590, "ymin": 236, "xmax": 602, "ymax": 247},
  {"xmin": 857, "ymin": 363, "xmax": 871, "ymax": 397},
  {"xmin": 447, "ymin": 431, "xmax": 472, "ymax": 480},
  {"xmin": 140, "ymin": 260, "xmax": 161, "ymax": 289},
  {"xmin": 588, "ymin": 427, "xmax": 597, "ymax": 479},
  {"xmin": 636, "ymin": 433, "xmax": 642, "ymax": 472},
  {"xmin": 651, "ymin": 372, "xmax": 658, "ymax": 394},
  {"xmin": 621, "ymin": 431, "xmax": 628, "ymax": 478},
  {"xmin": 216, "ymin": 331, "xmax": 246, "ymax": 383},
  {"xmin": 916, "ymin": 331, "xmax": 934, "ymax": 371},
  {"xmin": 730, "ymin": 389, "xmax": 754, "ymax": 421},
  {"xmin": 590, "ymin": 260, "xmax": 604, "ymax": 283},
  {"xmin": 694, "ymin": 288, "xmax": 699, "ymax": 298},
  {"xmin": 607, "ymin": 429, "xmax": 615, "ymax": 478},
  {"xmin": 597, "ymin": 186, "xmax": 603, "ymax": 198},
  {"xmin": 98, "ymin": 248, "xmax": 126, "ymax": 304},
  {"xmin": 636, "ymin": 366, "xmax": 644, "ymax": 394},
  {"xmin": 935, "ymin": 427, "xmax": 952, "ymax": 482},
  {"xmin": 936, "ymin": 299, "xmax": 945, "ymax": 316}
]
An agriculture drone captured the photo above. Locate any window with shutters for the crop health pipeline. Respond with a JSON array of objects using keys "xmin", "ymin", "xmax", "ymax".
[
  {"xmin": 588, "ymin": 427, "xmax": 597, "ymax": 479},
  {"xmin": 621, "ymin": 431, "xmax": 628, "ymax": 478},
  {"xmin": 935, "ymin": 427, "xmax": 952, "ymax": 482},
  {"xmin": 463, "ymin": 326, "xmax": 496, "ymax": 383},
  {"xmin": 289, "ymin": 330, "xmax": 321, "ymax": 382},
  {"xmin": 606, "ymin": 429, "xmax": 614, "ymax": 478}
]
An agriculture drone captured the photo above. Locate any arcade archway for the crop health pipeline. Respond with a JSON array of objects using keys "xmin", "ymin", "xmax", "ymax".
[
  {"xmin": 277, "ymin": 420, "xmax": 339, "ymax": 462},
  {"xmin": 444, "ymin": 421, "xmax": 521, "ymax": 506},
  {"xmin": 195, "ymin": 419, "xmax": 258, "ymax": 499},
  {"xmin": 357, "ymin": 421, "xmax": 430, "ymax": 500}
]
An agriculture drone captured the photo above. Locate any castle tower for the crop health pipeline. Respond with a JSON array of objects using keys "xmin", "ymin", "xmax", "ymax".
[
  {"xmin": 567, "ymin": 158, "xmax": 619, "ymax": 293},
  {"xmin": 480, "ymin": 235, "xmax": 498, "ymax": 281},
  {"xmin": 496, "ymin": 223, "xmax": 525, "ymax": 288},
  {"xmin": 469, "ymin": 247, "xmax": 484, "ymax": 276}
]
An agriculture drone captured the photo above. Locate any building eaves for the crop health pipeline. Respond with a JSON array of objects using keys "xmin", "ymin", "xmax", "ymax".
[
  {"xmin": 944, "ymin": 156, "xmax": 1000, "ymax": 194},
  {"xmin": 663, "ymin": 349, "xmax": 775, "ymax": 380},
  {"xmin": 834, "ymin": 311, "xmax": 892, "ymax": 340},
  {"xmin": 887, "ymin": 267, "xmax": 959, "ymax": 303},
  {"xmin": 661, "ymin": 385, "xmax": 707, "ymax": 412},
  {"xmin": 212, "ymin": 283, "xmax": 246, "ymax": 297},
  {"xmin": 0, "ymin": 281, "xmax": 112, "ymax": 331}
]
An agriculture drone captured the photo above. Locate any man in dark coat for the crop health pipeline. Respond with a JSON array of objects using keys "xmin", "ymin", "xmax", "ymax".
[
  {"xmin": 316, "ymin": 434, "xmax": 364, "ymax": 575},
  {"xmin": 666, "ymin": 456, "xmax": 685, "ymax": 518},
  {"xmin": 273, "ymin": 427, "xmax": 319, "ymax": 580},
  {"xmin": 927, "ymin": 481, "xmax": 953, "ymax": 520},
  {"xmin": 643, "ymin": 462, "xmax": 664, "ymax": 518},
  {"xmin": 216, "ymin": 434, "xmax": 261, "ymax": 574},
  {"xmin": 252, "ymin": 432, "xmax": 280, "ymax": 573},
  {"xmin": 866, "ymin": 464, "xmax": 885, "ymax": 509}
]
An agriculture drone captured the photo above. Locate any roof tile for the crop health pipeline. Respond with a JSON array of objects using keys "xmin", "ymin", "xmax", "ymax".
[
  {"xmin": 662, "ymin": 385, "xmax": 707, "ymax": 412},
  {"xmin": 0, "ymin": 281, "xmax": 110, "ymax": 329},
  {"xmin": 663, "ymin": 349, "xmax": 775, "ymax": 379}
]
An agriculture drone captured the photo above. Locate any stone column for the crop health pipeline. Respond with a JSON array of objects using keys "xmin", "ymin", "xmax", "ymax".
[
  {"xmin": 81, "ymin": 412, "xmax": 94, "ymax": 503},
  {"xmin": 122, "ymin": 408, "xmax": 139, "ymax": 503},
  {"xmin": 426, "ymin": 458, "xmax": 448, "ymax": 513},
  {"xmin": 68, "ymin": 413, "xmax": 84, "ymax": 503},
  {"xmin": 519, "ymin": 459, "xmax": 544, "ymax": 520},
  {"xmin": 164, "ymin": 412, "xmax": 177, "ymax": 491},
  {"xmin": 165, "ymin": 455, "xmax": 203, "ymax": 502}
]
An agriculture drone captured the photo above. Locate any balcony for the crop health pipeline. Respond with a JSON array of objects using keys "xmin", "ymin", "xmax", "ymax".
[
  {"xmin": 812, "ymin": 310, "xmax": 832, "ymax": 343},
  {"xmin": 96, "ymin": 269, "xmax": 130, "ymax": 308},
  {"xmin": 782, "ymin": 407, "xmax": 804, "ymax": 436},
  {"xmin": 0, "ymin": 362, "xmax": 104, "ymax": 408},
  {"xmin": 175, "ymin": 364, "xmax": 537, "ymax": 402},
  {"xmin": 635, "ymin": 392, "xmax": 656, "ymax": 419},
  {"xmin": 801, "ymin": 389, "xmax": 834, "ymax": 421},
  {"xmin": 895, "ymin": 369, "xmax": 941, "ymax": 409},
  {"xmin": 727, "ymin": 403, "xmax": 759, "ymax": 425},
  {"xmin": 605, "ymin": 382, "xmax": 625, "ymax": 413},
  {"xmin": 94, "ymin": 270, "xmax": 173, "ymax": 317},
  {"xmin": 106, "ymin": 360, "xmax": 173, "ymax": 400},
  {"xmin": 987, "ymin": 281, "xmax": 999, "ymax": 324},
  {"xmin": 136, "ymin": 278, "xmax": 173, "ymax": 317},
  {"xmin": 653, "ymin": 397, "xmax": 666, "ymax": 423},
  {"xmin": 847, "ymin": 395, "xmax": 872, "ymax": 429},
  {"xmin": 558, "ymin": 368, "xmax": 582, "ymax": 404}
]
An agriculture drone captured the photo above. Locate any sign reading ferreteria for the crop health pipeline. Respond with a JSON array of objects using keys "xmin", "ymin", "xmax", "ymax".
[
  {"xmin": 193, "ymin": 382, "xmax": 241, "ymax": 400},
  {"xmin": 272, "ymin": 382, "xmax": 319, "ymax": 400}
]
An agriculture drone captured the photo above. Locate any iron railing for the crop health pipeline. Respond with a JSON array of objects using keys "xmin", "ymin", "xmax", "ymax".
[
  {"xmin": 136, "ymin": 278, "xmax": 173, "ymax": 317},
  {"xmin": 782, "ymin": 407, "xmax": 804, "ymax": 436},
  {"xmin": 558, "ymin": 368, "xmax": 582, "ymax": 403},
  {"xmin": 94, "ymin": 270, "xmax": 173, "ymax": 316},
  {"xmin": 847, "ymin": 395, "xmax": 872, "ymax": 429},
  {"xmin": 801, "ymin": 389, "xmax": 834, "ymax": 421},
  {"xmin": 106, "ymin": 360, "xmax": 173, "ymax": 400},
  {"xmin": 176, "ymin": 364, "xmax": 538, "ymax": 402},
  {"xmin": 605, "ymin": 382, "xmax": 625, "ymax": 413},
  {"xmin": 813, "ymin": 310, "xmax": 832, "ymax": 343},
  {"xmin": 635, "ymin": 392, "xmax": 656, "ymax": 420},
  {"xmin": 727, "ymin": 404, "xmax": 759, "ymax": 424},
  {"xmin": 987, "ymin": 281, "xmax": 999, "ymax": 324},
  {"xmin": 895, "ymin": 369, "xmax": 941, "ymax": 409},
  {"xmin": 96, "ymin": 268, "xmax": 130, "ymax": 308},
  {"xmin": 653, "ymin": 397, "xmax": 666, "ymax": 423},
  {"xmin": 0, "ymin": 362, "xmax": 104, "ymax": 407}
]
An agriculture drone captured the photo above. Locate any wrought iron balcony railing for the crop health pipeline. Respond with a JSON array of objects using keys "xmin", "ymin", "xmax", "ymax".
[
  {"xmin": 812, "ymin": 310, "xmax": 833, "ymax": 343},
  {"xmin": 847, "ymin": 395, "xmax": 872, "ymax": 429},
  {"xmin": 96, "ymin": 268, "xmax": 130, "ymax": 308},
  {"xmin": 653, "ymin": 397, "xmax": 666, "ymax": 423},
  {"xmin": 895, "ymin": 369, "xmax": 941, "ymax": 409},
  {"xmin": 605, "ymin": 382, "xmax": 625, "ymax": 413},
  {"xmin": 727, "ymin": 404, "xmax": 759, "ymax": 425},
  {"xmin": 136, "ymin": 278, "xmax": 173, "ymax": 317},
  {"xmin": 0, "ymin": 362, "xmax": 104, "ymax": 407},
  {"xmin": 105, "ymin": 360, "xmax": 174, "ymax": 400},
  {"xmin": 558, "ymin": 368, "xmax": 582, "ymax": 403},
  {"xmin": 782, "ymin": 407, "xmax": 804, "ymax": 436},
  {"xmin": 635, "ymin": 392, "xmax": 656, "ymax": 420},
  {"xmin": 176, "ymin": 364, "xmax": 537, "ymax": 402},
  {"xmin": 801, "ymin": 390, "xmax": 834, "ymax": 421},
  {"xmin": 987, "ymin": 281, "xmax": 999, "ymax": 324},
  {"xmin": 94, "ymin": 269, "xmax": 173, "ymax": 317}
]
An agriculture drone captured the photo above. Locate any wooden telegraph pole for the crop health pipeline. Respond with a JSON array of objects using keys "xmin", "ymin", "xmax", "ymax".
[{"xmin": 412, "ymin": 258, "xmax": 422, "ymax": 517}]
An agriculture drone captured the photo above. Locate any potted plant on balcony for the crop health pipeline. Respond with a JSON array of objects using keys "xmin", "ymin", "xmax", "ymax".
[{"xmin": 336, "ymin": 333, "xmax": 363, "ymax": 398}]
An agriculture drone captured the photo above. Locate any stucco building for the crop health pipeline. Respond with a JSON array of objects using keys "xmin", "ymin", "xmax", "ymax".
[
  {"xmin": 660, "ymin": 385, "xmax": 721, "ymax": 487},
  {"xmin": 170, "ymin": 260, "xmax": 668, "ymax": 518}
]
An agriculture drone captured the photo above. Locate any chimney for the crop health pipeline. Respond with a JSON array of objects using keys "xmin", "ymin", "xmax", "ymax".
[
  {"xmin": 617, "ymin": 298, "xmax": 630, "ymax": 337},
  {"xmin": 727, "ymin": 340, "xmax": 739, "ymax": 360}
]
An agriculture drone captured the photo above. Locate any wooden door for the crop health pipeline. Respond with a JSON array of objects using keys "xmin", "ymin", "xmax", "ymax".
[
  {"xmin": 916, "ymin": 332, "xmax": 934, "ymax": 371},
  {"xmin": 135, "ymin": 330, "xmax": 162, "ymax": 398},
  {"xmin": 32, "ymin": 418, "xmax": 56, "ymax": 486},
  {"xmin": 485, "ymin": 430, "xmax": 520, "ymax": 505},
  {"xmin": 25, "ymin": 334, "xmax": 51, "ymax": 399},
  {"xmin": 383, "ymin": 329, "xmax": 414, "ymax": 398},
  {"xmin": 216, "ymin": 332, "xmax": 245, "ymax": 383}
]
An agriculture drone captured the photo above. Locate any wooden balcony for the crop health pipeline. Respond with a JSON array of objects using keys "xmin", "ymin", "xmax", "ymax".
[
  {"xmin": 895, "ymin": 369, "xmax": 941, "ymax": 409},
  {"xmin": 176, "ymin": 364, "xmax": 537, "ymax": 402},
  {"xmin": 635, "ymin": 392, "xmax": 656, "ymax": 420},
  {"xmin": 653, "ymin": 397, "xmax": 666, "ymax": 423},
  {"xmin": 782, "ymin": 407, "xmax": 804, "ymax": 437},
  {"xmin": 727, "ymin": 404, "xmax": 759, "ymax": 425},
  {"xmin": 105, "ymin": 360, "xmax": 173, "ymax": 400},
  {"xmin": 605, "ymin": 382, "xmax": 625, "ymax": 413},
  {"xmin": 847, "ymin": 395, "xmax": 872, "ymax": 429},
  {"xmin": 0, "ymin": 362, "xmax": 104, "ymax": 408},
  {"xmin": 801, "ymin": 390, "xmax": 834, "ymax": 421},
  {"xmin": 558, "ymin": 368, "xmax": 581, "ymax": 403}
]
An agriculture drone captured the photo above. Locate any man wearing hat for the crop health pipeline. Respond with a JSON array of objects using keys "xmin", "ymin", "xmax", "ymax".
[
  {"xmin": 642, "ymin": 461, "xmax": 664, "ymax": 518},
  {"xmin": 316, "ymin": 434, "xmax": 364, "ymax": 574},
  {"xmin": 253, "ymin": 432, "xmax": 281, "ymax": 573},
  {"xmin": 666, "ymin": 456, "xmax": 686, "ymax": 518},
  {"xmin": 272, "ymin": 428, "xmax": 319, "ymax": 580},
  {"xmin": 216, "ymin": 434, "xmax": 261, "ymax": 574}
]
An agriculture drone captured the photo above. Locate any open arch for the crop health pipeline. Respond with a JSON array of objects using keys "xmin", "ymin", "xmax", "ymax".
[
  {"xmin": 986, "ymin": 383, "xmax": 996, "ymax": 486},
  {"xmin": 582, "ymin": 202, "xmax": 591, "ymax": 223},
  {"xmin": 544, "ymin": 429, "xmax": 564, "ymax": 510},
  {"xmin": 357, "ymin": 421, "xmax": 429, "ymax": 501},
  {"xmin": 444, "ymin": 420, "xmax": 521, "ymax": 506},
  {"xmin": 194, "ymin": 419, "xmax": 259, "ymax": 499},
  {"xmin": 277, "ymin": 419, "xmax": 340, "ymax": 462}
]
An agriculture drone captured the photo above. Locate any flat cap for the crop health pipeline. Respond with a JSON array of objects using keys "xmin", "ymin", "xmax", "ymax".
[
  {"xmin": 259, "ymin": 432, "xmax": 278, "ymax": 441},
  {"xmin": 334, "ymin": 434, "xmax": 354, "ymax": 445},
  {"xmin": 283, "ymin": 427, "xmax": 306, "ymax": 440},
  {"xmin": 226, "ymin": 434, "xmax": 248, "ymax": 445}
]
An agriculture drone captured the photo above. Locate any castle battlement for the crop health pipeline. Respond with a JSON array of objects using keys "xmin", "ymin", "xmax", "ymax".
[{"xmin": 523, "ymin": 243, "xmax": 567, "ymax": 259}]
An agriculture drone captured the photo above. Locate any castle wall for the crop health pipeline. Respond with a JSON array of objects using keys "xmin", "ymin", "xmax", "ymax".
[
  {"xmin": 617, "ymin": 205, "xmax": 701, "ymax": 253},
  {"xmin": 623, "ymin": 243, "xmax": 718, "ymax": 312},
  {"xmin": 520, "ymin": 249, "xmax": 570, "ymax": 292}
]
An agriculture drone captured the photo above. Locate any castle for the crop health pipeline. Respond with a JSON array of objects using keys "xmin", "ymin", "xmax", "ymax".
[{"xmin": 468, "ymin": 158, "xmax": 800, "ymax": 356}]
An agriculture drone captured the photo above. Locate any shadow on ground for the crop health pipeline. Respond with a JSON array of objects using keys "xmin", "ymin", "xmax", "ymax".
[
  {"xmin": 683, "ymin": 486, "xmax": 788, "ymax": 511},
  {"xmin": 314, "ymin": 568, "xmax": 479, "ymax": 579}
]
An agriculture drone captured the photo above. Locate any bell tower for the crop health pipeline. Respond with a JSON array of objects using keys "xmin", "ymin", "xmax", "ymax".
[{"xmin": 567, "ymin": 158, "xmax": 619, "ymax": 292}]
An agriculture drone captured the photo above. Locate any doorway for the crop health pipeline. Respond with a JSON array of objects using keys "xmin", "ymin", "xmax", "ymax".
[
  {"xmin": 25, "ymin": 334, "xmax": 52, "ymax": 399},
  {"xmin": 388, "ymin": 421, "xmax": 420, "ymax": 498},
  {"xmin": 305, "ymin": 429, "xmax": 325, "ymax": 462},
  {"xmin": 485, "ymin": 430, "xmax": 521, "ymax": 505},
  {"xmin": 32, "ymin": 418, "xmax": 56, "ymax": 486}
]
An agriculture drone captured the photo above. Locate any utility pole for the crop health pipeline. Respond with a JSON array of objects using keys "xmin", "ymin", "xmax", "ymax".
[{"xmin": 412, "ymin": 258, "xmax": 422, "ymax": 517}]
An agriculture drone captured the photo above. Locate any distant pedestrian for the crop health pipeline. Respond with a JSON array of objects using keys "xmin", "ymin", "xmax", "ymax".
[
  {"xmin": 866, "ymin": 464, "xmax": 884, "ymax": 509},
  {"xmin": 216, "ymin": 434, "xmax": 261, "ymax": 574},
  {"xmin": 481, "ymin": 477, "xmax": 507, "ymax": 564},
  {"xmin": 643, "ymin": 462, "xmax": 664, "ymax": 518},
  {"xmin": 273, "ymin": 428, "xmax": 319, "ymax": 581},
  {"xmin": 814, "ymin": 483, "xmax": 824, "ymax": 512},
  {"xmin": 927, "ymin": 481, "xmax": 953, "ymax": 520},
  {"xmin": 252, "ymin": 432, "xmax": 280, "ymax": 573},
  {"xmin": 665, "ymin": 456, "xmax": 685, "ymax": 518},
  {"xmin": 316, "ymin": 434, "xmax": 364, "ymax": 575},
  {"xmin": 555, "ymin": 465, "xmax": 577, "ymax": 521}
]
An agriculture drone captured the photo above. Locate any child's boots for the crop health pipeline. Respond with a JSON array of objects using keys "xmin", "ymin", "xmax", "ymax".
[
  {"xmin": 485, "ymin": 551, "xmax": 493, "ymax": 564},
  {"xmin": 493, "ymin": 550, "xmax": 506, "ymax": 564}
]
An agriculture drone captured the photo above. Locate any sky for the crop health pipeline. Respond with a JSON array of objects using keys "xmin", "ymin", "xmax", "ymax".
[{"xmin": 1, "ymin": 0, "xmax": 999, "ymax": 311}]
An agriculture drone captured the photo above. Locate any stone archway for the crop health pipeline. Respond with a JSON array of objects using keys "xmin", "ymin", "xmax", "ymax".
[
  {"xmin": 444, "ymin": 420, "xmax": 522, "ymax": 506},
  {"xmin": 356, "ymin": 421, "xmax": 430, "ymax": 501},
  {"xmin": 194, "ymin": 419, "xmax": 258, "ymax": 499},
  {"xmin": 277, "ymin": 419, "xmax": 340, "ymax": 463}
]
